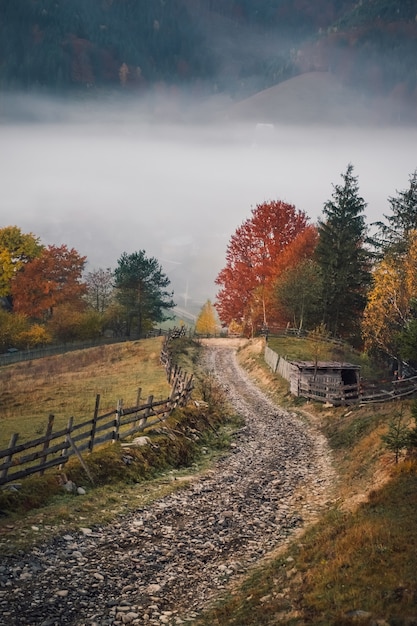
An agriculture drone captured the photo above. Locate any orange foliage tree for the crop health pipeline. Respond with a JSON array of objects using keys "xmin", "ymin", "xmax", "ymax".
[
  {"xmin": 11, "ymin": 245, "xmax": 87, "ymax": 320},
  {"xmin": 215, "ymin": 200, "xmax": 314, "ymax": 335}
]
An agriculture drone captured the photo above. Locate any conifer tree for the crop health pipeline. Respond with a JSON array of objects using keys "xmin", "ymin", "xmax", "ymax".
[
  {"xmin": 114, "ymin": 251, "xmax": 175, "ymax": 338},
  {"xmin": 315, "ymin": 164, "xmax": 371, "ymax": 340},
  {"xmin": 373, "ymin": 169, "xmax": 417, "ymax": 256}
]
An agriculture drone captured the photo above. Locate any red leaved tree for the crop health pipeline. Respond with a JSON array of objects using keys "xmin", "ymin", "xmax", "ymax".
[
  {"xmin": 11, "ymin": 244, "xmax": 87, "ymax": 320},
  {"xmin": 215, "ymin": 200, "xmax": 312, "ymax": 335}
]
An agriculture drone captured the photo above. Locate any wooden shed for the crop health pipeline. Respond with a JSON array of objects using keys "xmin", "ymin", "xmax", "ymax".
[{"xmin": 290, "ymin": 360, "xmax": 361, "ymax": 405}]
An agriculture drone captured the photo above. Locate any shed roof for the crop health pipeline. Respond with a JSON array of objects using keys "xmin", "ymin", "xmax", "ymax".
[{"xmin": 290, "ymin": 360, "xmax": 360, "ymax": 371}]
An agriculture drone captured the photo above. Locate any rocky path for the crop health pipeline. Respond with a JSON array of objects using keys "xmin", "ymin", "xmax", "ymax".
[{"xmin": 0, "ymin": 343, "xmax": 336, "ymax": 626}]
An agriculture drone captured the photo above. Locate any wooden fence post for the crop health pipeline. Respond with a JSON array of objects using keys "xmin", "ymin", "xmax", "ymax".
[
  {"xmin": 1, "ymin": 433, "xmax": 18, "ymax": 482},
  {"xmin": 67, "ymin": 434, "xmax": 95, "ymax": 485},
  {"xmin": 60, "ymin": 416, "xmax": 74, "ymax": 469},
  {"xmin": 40, "ymin": 414, "xmax": 54, "ymax": 476},
  {"xmin": 89, "ymin": 394, "xmax": 101, "ymax": 453},
  {"xmin": 138, "ymin": 395, "xmax": 154, "ymax": 431},
  {"xmin": 113, "ymin": 399, "xmax": 123, "ymax": 442},
  {"xmin": 134, "ymin": 387, "xmax": 142, "ymax": 429}
]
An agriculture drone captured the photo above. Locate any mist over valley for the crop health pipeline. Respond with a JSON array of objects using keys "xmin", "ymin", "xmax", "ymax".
[
  {"xmin": 1, "ymin": 0, "xmax": 417, "ymax": 313},
  {"xmin": 1, "ymin": 92, "xmax": 417, "ymax": 312}
]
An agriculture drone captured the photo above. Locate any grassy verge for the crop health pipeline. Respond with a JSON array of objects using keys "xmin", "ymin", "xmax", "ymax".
[
  {"xmin": 0, "ymin": 338, "xmax": 171, "ymax": 447},
  {"xmin": 193, "ymin": 338, "xmax": 417, "ymax": 626},
  {"xmin": 0, "ymin": 337, "xmax": 242, "ymax": 554},
  {"xmin": 2, "ymin": 336, "xmax": 417, "ymax": 625}
]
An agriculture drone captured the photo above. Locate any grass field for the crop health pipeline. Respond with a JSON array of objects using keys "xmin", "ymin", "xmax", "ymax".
[
  {"xmin": 1, "ymin": 336, "xmax": 416, "ymax": 624},
  {"xmin": 0, "ymin": 338, "xmax": 171, "ymax": 449}
]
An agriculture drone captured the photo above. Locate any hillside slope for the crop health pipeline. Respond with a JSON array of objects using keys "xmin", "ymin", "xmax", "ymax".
[
  {"xmin": 1, "ymin": 0, "xmax": 416, "ymax": 118},
  {"xmin": 225, "ymin": 70, "xmax": 415, "ymax": 125}
]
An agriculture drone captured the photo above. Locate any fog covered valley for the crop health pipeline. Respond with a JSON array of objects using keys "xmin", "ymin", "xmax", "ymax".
[{"xmin": 1, "ymin": 93, "xmax": 417, "ymax": 313}]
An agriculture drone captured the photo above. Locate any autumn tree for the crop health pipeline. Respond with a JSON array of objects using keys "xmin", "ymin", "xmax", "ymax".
[
  {"xmin": 85, "ymin": 267, "xmax": 114, "ymax": 313},
  {"xmin": 397, "ymin": 299, "xmax": 417, "ymax": 369},
  {"xmin": 18, "ymin": 324, "xmax": 52, "ymax": 349},
  {"xmin": 0, "ymin": 309, "xmax": 29, "ymax": 352},
  {"xmin": 362, "ymin": 230, "xmax": 417, "ymax": 368},
  {"xmin": 195, "ymin": 300, "xmax": 218, "ymax": 335},
  {"xmin": 315, "ymin": 164, "xmax": 371, "ymax": 341},
  {"xmin": 46, "ymin": 304, "xmax": 103, "ymax": 342},
  {"xmin": 274, "ymin": 259, "xmax": 323, "ymax": 331},
  {"xmin": 215, "ymin": 200, "xmax": 310, "ymax": 335},
  {"xmin": 114, "ymin": 251, "xmax": 175, "ymax": 337},
  {"xmin": 0, "ymin": 226, "xmax": 43, "ymax": 299},
  {"xmin": 11, "ymin": 245, "xmax": 87, "ymax": 320}
]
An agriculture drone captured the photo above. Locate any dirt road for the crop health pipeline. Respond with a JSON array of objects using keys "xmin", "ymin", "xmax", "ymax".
[{"xmin": 0, "ymin": 341, "xmax": 336, "ymax": 625}]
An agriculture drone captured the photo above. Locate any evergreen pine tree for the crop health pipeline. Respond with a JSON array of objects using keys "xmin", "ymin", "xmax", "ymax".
[
  {"xmin": 315, "ymin": 163, "xmax": 371, "ymax": 340},
  {"xmin": 381, "ymin": 409, "xmax": 409, "ymax": 464},
  {"xmin": 373, "ymin": 169, "xmax": 417, "ymax": 256},
  {"xmin": 114, "ymin": 251, "xmax": 175, "ymax": 338}
]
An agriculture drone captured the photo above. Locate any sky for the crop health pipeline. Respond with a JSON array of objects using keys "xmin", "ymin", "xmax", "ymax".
[{"xmin": 1, "ymin": 94, "xmax": 417, "ymax": 314}]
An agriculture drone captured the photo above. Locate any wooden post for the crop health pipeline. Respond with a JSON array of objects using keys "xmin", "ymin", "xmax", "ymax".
[
  {"xmin": 67, "ymin": 434, "xmax": 95, "ymax": 485},
  {"xmin": 113, "ymin": 399, "xmax": 122, "ymax": 442},
  {"xmin": 133, "ymin": 387, "xmax": 142, "ymax": 429},
  {"xmin": 139, "ymin": 395, "xmax": 153, "ymax": 431},
  {"xmin": 1, "ymin": 433, "xmax": 18, "ymax": 482},
  {"xmin": 89, "ymin": 394, "xmax": 101, "ymax": 453},
  {"xmin": 40, "ymin": 414, "xmax": 54, "ymax": 476},
  {"xmin": 59, "ymin": 416, "xmax": 73, "ymax": 470}
]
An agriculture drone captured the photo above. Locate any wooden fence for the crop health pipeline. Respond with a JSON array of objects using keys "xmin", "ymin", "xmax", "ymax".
[{"xmin": 0, "ymin": 329, "xmax": 193, "ymax": 487}]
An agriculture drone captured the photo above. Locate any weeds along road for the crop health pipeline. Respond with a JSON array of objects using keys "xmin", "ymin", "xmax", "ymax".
[{"xmin": 0, "ymin": 341, "xmax": 336, "ymax": 626}]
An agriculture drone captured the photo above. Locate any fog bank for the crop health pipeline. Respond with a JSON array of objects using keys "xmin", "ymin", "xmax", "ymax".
[{"xmin": 1, "ymin": 97, "xmax": 416, "ymax": 313}]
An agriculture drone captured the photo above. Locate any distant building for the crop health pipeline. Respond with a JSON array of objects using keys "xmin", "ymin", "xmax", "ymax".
[{"xmin": 265, "ymin": 346, "xmax": 360, "ymax": 405}]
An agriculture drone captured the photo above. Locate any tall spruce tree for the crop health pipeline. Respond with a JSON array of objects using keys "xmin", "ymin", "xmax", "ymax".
[
  {"xmin": 315, "ymin": 164, "xmax": 371, "ymax": 340},
  {"xmin": 373, "ymin": 169, "xmax": 417, "ymax": 256}
]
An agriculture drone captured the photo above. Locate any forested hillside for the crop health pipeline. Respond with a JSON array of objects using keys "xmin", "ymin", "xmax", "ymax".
[{"xmin": 1, "ymin": 0, "xmax": 417, "ymax": 108}]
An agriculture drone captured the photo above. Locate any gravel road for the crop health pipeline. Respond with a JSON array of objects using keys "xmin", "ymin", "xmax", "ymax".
[{"xmin": 0, "ymin": 342, "xmax": 336, "ymax": 626}]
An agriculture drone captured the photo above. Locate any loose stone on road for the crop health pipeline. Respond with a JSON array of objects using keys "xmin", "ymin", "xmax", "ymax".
[{"xmin": 0, "ymin": 341, "xmax": 336, "ymax": 625}]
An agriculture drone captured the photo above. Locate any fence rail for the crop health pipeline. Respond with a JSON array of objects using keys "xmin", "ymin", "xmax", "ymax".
[{"xmin": 0, "ymin": 328, "xmax": 193, "ymax": 487}]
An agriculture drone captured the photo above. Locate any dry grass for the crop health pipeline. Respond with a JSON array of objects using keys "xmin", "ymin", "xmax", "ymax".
[
  {"xmin": 193, "ymin": 338, "xmax": 417, "ymax": 626},
  {"xmin": 2, "ymin": 336, "xmax": 417, "ymax": 624},
  {"xmin": 0, "ymin": 338, "xmax": 171, "ymax": 447},
  {"xmin": 0, "ymin": 337, "xmax": 236, "ymax": 554}
]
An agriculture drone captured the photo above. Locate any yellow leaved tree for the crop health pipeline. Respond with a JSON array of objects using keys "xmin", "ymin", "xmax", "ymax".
[
  {"xmin": 195, "ymin": 300, "xmax": 219, "ymax": 336},
  {"xmin": 0, "ymin": 226, "xmax": 43, "ymax": 298},
  {"xmin": 362, "ymin": 230, "xmax": 417, "ymax": 359}
]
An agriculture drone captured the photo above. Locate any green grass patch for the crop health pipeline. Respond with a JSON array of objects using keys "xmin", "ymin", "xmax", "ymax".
[{"xmin": 0, "ymin": 338, "xmax": 171, "ymax": 449}]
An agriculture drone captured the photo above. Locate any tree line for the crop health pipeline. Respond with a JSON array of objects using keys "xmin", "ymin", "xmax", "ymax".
[
  {"xmin": 1, "ymin": 0, "xmax": 416, "ymax": 109},
  {"xmin": 2, "ymin": 164, "xmax": 417, "ymax": 374},
  {"xmin": 215, "ymin": 165, "xmax": 417, "ymax": 373},
  {"xmin": 0, "ymin": 231, "xmax": 175, "ymax": 352}
]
